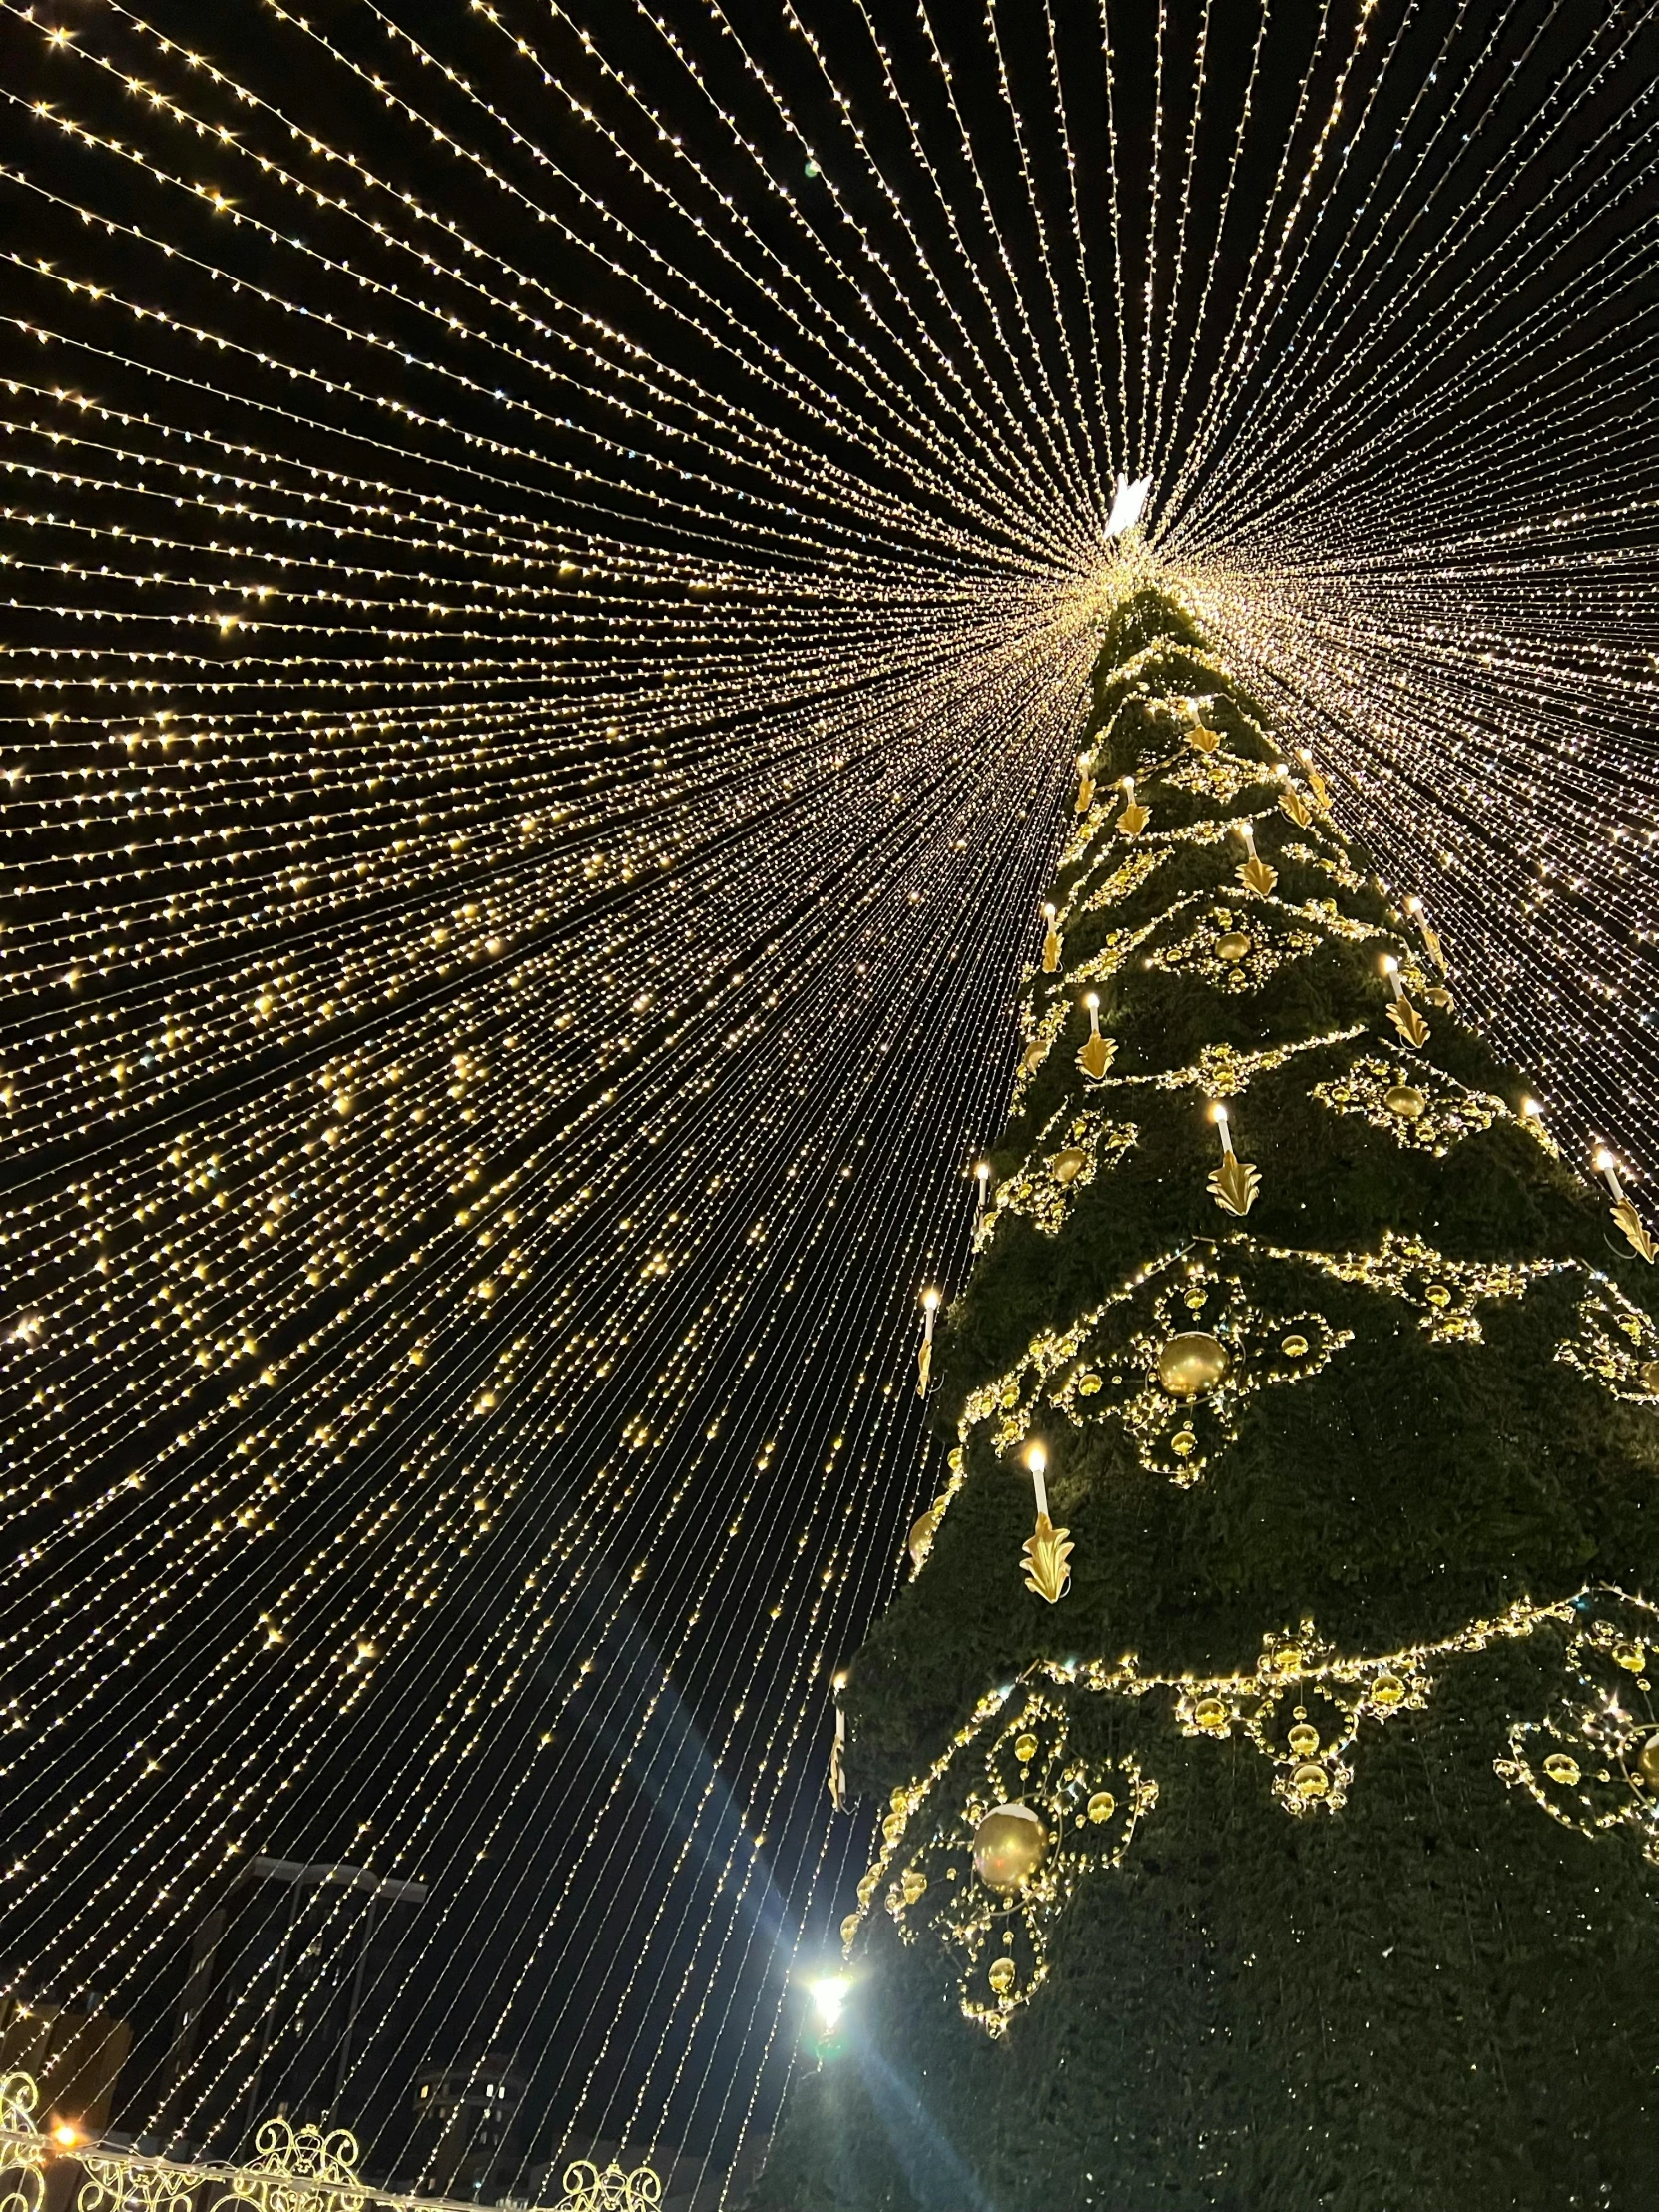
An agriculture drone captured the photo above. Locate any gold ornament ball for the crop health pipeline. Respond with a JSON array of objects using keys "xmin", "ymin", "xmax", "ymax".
[
  {"xmin": 1215, "ymin": 931, "xmax": 1251, "ymax": 963},
  {"xmin": 1291, "ymin": 1761, "xmax": 1329, "ymax": 1800},
  {"xmin": 1614, "ymin": 1640, "xmax": 1646, "ymax": 1673},
  {"xmin": 1543, "ymin": 1752, "xmax": 1581, "ymax": 1787},
  {"xmin": 1639, "ymin": 1732, "xmax": 1659, "ymax": 1786},
  {"xmin": 840, "ymin": 1912, "xmax": 861, "ymax": 1946},
  {"xmin": 1051, "ymin": 1147, "xmax": 1087, "ymax": 1186},
  {"xmin": 1193, "ymin": 1696, "xmax": 1230, "ymax": 1733},
  {"xmin": 901, "ymin": 1867, "xmax": 927, "ymax": 1905},
  {"xmin": 1013, "ymin": 1732, "xmax": 1039, "ymax": 1765},
  {"xmin": 1371, "ymin": 1671, "xmax": 1405, "ymax": 1707},
  {"xmin": 1288, "ymin": 1723, "xmax": 1321, "ymax": 1758},
  {"xmin": 971, "ymin": 1804, "xmax": 1047, "ymax": 1893},
  {"xmin": 1384, "ymin": 1083, "xmax": 1427, "ymax": 1119},
  {"xmin": 1281, "ymin": 1333, "xmax": 1309, "ymax": 1358},
  {"xmin": 1157, "ymin": 1332, "xmax": 1231, "ymax": 1397},
  {"xmin": 988, "ymin": 1956, "xmax": 1016, "ymax": 1997},
  {"xmin": 1087, "ymin": 1790, "xmax": 1116, "ymax": 1824}
]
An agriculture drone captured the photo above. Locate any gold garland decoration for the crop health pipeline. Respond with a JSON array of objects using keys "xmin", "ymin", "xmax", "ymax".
[{"xmin": 844, "ymin": 1588, "xmax": 1658, "ymax": 2032}]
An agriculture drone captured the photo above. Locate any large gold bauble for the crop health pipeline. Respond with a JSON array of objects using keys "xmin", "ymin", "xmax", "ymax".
[
  {"xmin": 1013, "ymin": 1733, "xmax": 1039, "ymax": 1765},
  {"xmin": 1051, "ymin": 1147, "xmax": 1087, "ymax": 1186},
  {"xmin": 1543, "ymin": 1752, "xmax": 1581, "ymax": 1787},
  {"xmin": 1384, "ymin": 1084, "xmax": 1426, "ymax": 1119},
  {"xmin": 1215, "ymin": 931, "xmax": 1251, "ymax": 963},
  {"xmin": 1087, "ymin": 1790, "xmax": 1116, "ymax": 1823},
  {"xmin": 1639, "ymin": 1732, "xmax": 1659, "ymax": 1786},
  {"xmin": 971, "ymin": 1804, "xmax": 1047, "ymax": 1893},
  {"xmin": 1291, "ymin": 1761, "xmax": 1329, "ymax": 1799},
  {"xmin": 988, "ymin": 1956, "xmax": 1016, "ymax": 1996},
  {"xmin": 1371, "ymin": 1671, "xmax": 1405, "ymax": 1708},
  {"xmin": 840, "ymin": 1913, "xmax": 861, "ymax": 1946},
  {"xmin": 1193, "ymin": 1696, "xmax": 1229, "ymax": 1733},
  {"xmin": 1613, "ymin": 1640, "xmax": 1646, "ymax": 1673},
  {"xmin": 1157, "ymin": 1332, "xmax": 1231, "ymax": 1397},
  {"xmin": 1287, "ymin": 1723, "xmax": 1321, "ymax": 1758}
]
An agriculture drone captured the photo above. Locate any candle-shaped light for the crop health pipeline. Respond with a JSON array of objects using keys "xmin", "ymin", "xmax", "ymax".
[
  {"xmin": 974, "ymin": 1159, "xmax": 991, "ymax": 1223},
  {"xmin": 1400, "ymin": 893, "xmax": 1442, "ymax": 968},
  {"xmin": 917, "ymin": 1286, "xmax": 940, "ymax": 1395},
  {"xmin": 1074, "ymin": 751, "xmax": 1096, "ymax": 815},
  {"xmin": 1278, "ymin": 767, "xmax": 1312, "ymax": 828},
  {"xmin": 1381, "ymin": 953, "xmax": 1430, "ymax": 1050},
  {"xmin": 1207, "ymin": 1098, "xmax": 1261, "ymax": 1217},
  {"xmin": 1026, "ymin": 1440, "xmax": 1049, "ymax": 1520},
  {"xmin": 1040, "ymin": 900, "xmax": 1061, "ymax": 973},
  {"xmin": 1235, "ymin": 819, "xmax": 1277, "ymax": 896},
  {"xmin": 1116, "ymin": 776, "xmax": 1148, "ymax": 835},
  {"xmin": 1020, "ymin": 1440, "xmax": 1072, "ymax": 1604},
  {"xmin": 1297, "ymin": 745, "xmax": 1332, "ymax": 808},
  {"xmin": 1595, "ymin": 1146, "xmax": 1656, "ymax": 1261},
  {"xmin": 830, "ymin": 1675, "xmax": 848, "ymax": 1810},
  {"xmin": 1078, "ymin": 990, "xmax": 1112, "ymax": 1080}
]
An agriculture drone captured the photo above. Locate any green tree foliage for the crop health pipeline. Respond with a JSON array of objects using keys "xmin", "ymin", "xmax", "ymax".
[{"xmin": 751, "ymin": 592, "xmax": 1659, "ymax": 2210}]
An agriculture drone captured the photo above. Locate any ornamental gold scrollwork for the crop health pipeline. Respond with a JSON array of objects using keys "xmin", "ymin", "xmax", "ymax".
[
  {"xmin": 1495, "ymin": 1592, "xmax": 1659, "ymax": 1862},
  {"xmin": 965, "ymin": 1248, "xmax": 1352, "ymax": 1487},
  {"xmin": 973, "ymin": 1107, "xmax": 1138, "ymax": 1250},
  {"xmin": 1310, "ymin": 1053, "xmax": 1507, "ymax": 1156},
  {"xmin": 1143, "ymin": 902, "xmax": 1321, "ymax": 994},
  {"xmin": 79, "ymin": 2156, "xmax": 207, "ymax": 2212},
  {"xmin": 552, "ymin": 2162, "xmax": 663, "ymax": 2212},
  {"xmin": 0, "ymin": 2071, "xmax": 45, "ymax": 2212},
  {"xmin": 1554, "ymin": 1279, "xmax": 1659, "ymax": 1406},
  {"xmin": 843, "ymin": 1593, "xmax": 1629, "ymax": 2031},
  {"xmin": 2, "ymin": 2077, "xmax": 660, "ymax": 2212},
  {"xmin": 869, "ymin": 1686, "xmax": 1157, "ymax": 2035},
  {"xmin": 206, "ymin": 2120, "xmax": 365, "ymax": 2212}
]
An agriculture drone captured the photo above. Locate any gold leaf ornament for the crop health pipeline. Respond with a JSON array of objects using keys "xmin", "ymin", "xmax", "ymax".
[
  {"xmin": 1234, "ymin": 821, "xmax": 1277, "ymax": 897},
  {"xmin": 1385, "ymin": 996, "xmax": 1431, "ymax": 1050},
  {"xmin": 1593, "ymin": 1149, "xmax": 1656, "ymax": 1264},
  {"xmin": 1022, "ymin": 1515, "xmax": 1074, "ymax": 1605},
  {"xmin": 1209, "ymin": 1153, "xmax": 1261, "ymax": 1218},
  {"xmin": 1116, "ymin": 776, "xmax": 1150, "ymax": 835},
  {"xmin": 1613, "ymin": 1197, "xmax": 1657, "ymax": 1265}
]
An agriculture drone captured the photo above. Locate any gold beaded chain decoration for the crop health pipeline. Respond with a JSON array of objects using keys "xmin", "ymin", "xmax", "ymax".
[{"xmin": 1178, "ymin": 1622, "xmax": 1428, "ymax": 1815}]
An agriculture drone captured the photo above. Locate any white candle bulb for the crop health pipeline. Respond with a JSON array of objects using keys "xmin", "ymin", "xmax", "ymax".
[{"xmin": 1025, "ymin": 1441, "xmax": 1049, "ymax": 1522}]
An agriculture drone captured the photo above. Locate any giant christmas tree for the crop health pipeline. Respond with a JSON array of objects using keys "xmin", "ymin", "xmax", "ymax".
[{"xmin": 755, "ymin": 589, "xmax": 1659, "ymax": 2210}]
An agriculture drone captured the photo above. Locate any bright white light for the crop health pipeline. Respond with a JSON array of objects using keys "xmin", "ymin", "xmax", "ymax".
[
  {"xmin": 1105, "ymin": 472, "xmax": 1152, "ymax": 537},
  {"xmin": 811, "ymin": 1975, "xmax": 850, "ymax": 2031}
]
